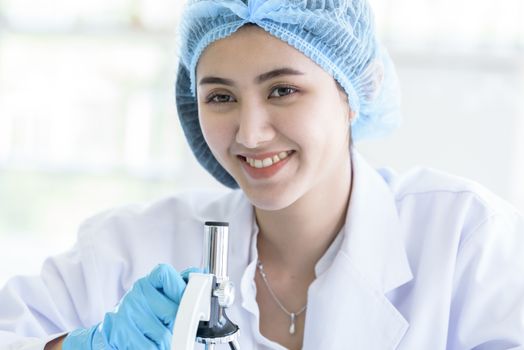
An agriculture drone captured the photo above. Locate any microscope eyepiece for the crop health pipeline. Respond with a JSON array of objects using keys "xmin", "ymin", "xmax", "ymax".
[{"xmin": 203, "ymin": 222, "xmax": 230, "ymax": 283}]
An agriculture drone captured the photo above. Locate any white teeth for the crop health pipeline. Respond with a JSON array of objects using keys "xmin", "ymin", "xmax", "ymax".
[
  {"xmin": 262, "ymin": 158, "xmax": 273, "ymax": 167},
  {"xmin": 245, "ymin": 151, "xmax": 292, "ymax": 169}
]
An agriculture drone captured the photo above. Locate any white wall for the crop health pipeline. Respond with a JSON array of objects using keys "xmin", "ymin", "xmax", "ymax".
[{"xmin": 359, "ymin": 50, "xmax": 524, "ymax": 210}]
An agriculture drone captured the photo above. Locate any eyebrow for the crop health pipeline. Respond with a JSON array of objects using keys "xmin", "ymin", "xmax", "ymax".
[{"xmin": 198, "ymin": 67, "xmax": 304, "ymax": 87}]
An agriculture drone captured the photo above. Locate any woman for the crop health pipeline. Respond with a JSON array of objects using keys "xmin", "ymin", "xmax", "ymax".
[{"xmin": 2, "ymin": 0, "xmax": 524, "ymax": 349}]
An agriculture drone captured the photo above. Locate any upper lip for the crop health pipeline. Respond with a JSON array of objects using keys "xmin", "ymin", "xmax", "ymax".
[{"xmin": 237, "ymin": 151, "xmax": 294, "ymax": 160}]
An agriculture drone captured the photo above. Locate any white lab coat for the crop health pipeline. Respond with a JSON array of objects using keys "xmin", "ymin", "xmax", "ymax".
[{"xmin": 1, "ymin": 151, "xmax": 524, "ymax": 350}]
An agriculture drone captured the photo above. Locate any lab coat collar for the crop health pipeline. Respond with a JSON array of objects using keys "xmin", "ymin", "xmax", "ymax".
[
  {"xmin": 225, "ymin": 150, "xmax": 413, "ymax": 349},
  {"xmin": 340, "ymin": 150, "xmax": 413, "ymax": 294},
  {"xmin": 227, "ymin": 150, "xmax": 413, "ymax": 290},
  {"xmin": 303, "ymin": 150, "xmax": 413, "ymax": 349}
]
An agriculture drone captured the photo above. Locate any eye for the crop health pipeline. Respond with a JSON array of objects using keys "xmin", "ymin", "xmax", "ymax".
[
  {"xmin": 269, "ymin": 86, "xmax": 298, "ymax": 98},
  {"xmin": 206, "ymin": 93, "xmax": 235, "ymax": 104}
]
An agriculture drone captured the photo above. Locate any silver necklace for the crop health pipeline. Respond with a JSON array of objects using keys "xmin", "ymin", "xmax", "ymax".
[{"xmin": 256, "ymin": 260, "xmax": 307, "ymax": 335}]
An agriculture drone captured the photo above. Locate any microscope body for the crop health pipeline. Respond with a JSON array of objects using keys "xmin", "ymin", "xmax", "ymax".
[{"xmin": 171, "ymin": 222, "xmax": 240, "ymax": 350}]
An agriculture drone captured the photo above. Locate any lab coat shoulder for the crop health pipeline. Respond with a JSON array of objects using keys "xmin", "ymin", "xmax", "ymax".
[
  {"xmin": 73, "ymin": 188, "xmax": 245, "ymax": 293},
  {"xmin": 0, "ymin": 188, "xmax": 246, "ymax": 350},
  {"xmin": 385, "ymin": 165, "xmax": 504, "ymax": 204},
  {"xmin": 385, "ymin": 165, "xmax": 520, "ymax": 240},
  {"xmin": 380, "ymin": 166, "xmax": 524, "ymax": 348}
]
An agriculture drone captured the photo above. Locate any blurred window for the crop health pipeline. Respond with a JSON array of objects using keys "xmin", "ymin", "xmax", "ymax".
[{"xmin": 0, "ymin": 0, "xmax": 191, "ymax": 242}]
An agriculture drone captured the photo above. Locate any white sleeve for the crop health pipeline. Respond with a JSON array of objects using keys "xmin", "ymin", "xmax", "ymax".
[
  {"xmin": 0, "ymin": 332, "xmax": 67, "ymax": 350},
  {"xmin": 0, "ymin": 216, "xmax": 126, "ymax": 349},
  {"xmin": 448, "ymin": 209, "xmax": 524, "ymax": 349}
]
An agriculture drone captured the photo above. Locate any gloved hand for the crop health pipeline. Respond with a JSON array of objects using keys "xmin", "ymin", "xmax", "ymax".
[{"xmin": 62, "ymin": 264, "xmax": 199, "ymax": 350}]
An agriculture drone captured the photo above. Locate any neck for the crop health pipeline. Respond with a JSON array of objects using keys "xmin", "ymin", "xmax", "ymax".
[{"xmin": 255, "ymin": 155, "xmax": 353, "ymax": 275}]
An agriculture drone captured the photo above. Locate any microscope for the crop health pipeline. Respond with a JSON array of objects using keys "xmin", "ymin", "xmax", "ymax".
[{"xmin": 172, "ymin": 222, "xmax": 241, "ymax": 350}]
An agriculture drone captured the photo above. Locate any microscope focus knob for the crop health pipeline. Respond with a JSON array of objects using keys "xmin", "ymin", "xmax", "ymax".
[{"xmin": 214, "ymin": 280, "xmax": 235, "ymax": 308}]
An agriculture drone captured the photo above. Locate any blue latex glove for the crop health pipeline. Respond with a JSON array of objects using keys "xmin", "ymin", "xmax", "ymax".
[{"xmin": 63, "ymin": 264, "xmax": 199, "ymax": 350}]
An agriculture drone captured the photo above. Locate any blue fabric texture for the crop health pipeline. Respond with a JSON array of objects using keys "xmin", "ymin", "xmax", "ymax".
[{"xmin": 176, "ymin": 0, "xmax": 402, "ymax": 188}]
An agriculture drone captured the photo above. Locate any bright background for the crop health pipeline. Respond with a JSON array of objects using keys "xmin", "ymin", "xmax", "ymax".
[{"xmin": 1, "ymin": 0, "xmax": 523, "ymax": 287}]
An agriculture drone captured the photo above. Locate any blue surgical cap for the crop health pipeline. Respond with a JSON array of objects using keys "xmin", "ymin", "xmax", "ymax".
[{"xmin": 176, "ymin": 0, "xmax": 402, "ymax": 189}]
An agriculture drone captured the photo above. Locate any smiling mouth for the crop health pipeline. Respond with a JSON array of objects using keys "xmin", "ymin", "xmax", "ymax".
[{"xmin": 238, "ymin": 151, "xmax": 294, "ymax": 169}]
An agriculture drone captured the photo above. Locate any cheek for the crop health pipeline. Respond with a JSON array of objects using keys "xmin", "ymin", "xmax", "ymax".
[
  {"xmin": 287, "ymin": 99, "xmax": 347, "ymax": 146},
  {"xmin": 198, "ymin": 112, "xmax": 235, "ymax": 159}
]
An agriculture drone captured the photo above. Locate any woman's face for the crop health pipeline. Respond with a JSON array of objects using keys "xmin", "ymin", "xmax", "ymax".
[{"xmin": 196, "ymin": 25, "xmax": 352, "ymax": 211}]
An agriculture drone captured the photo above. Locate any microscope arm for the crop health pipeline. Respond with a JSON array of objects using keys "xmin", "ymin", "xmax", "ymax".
[{"xmin": 171, "ymin": 273, "xmax": 214, "ymax": 350}]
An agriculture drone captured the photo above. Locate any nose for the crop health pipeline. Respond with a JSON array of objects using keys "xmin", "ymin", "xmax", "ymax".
[{"xmin": 235, "ymin": 101, "xmax": 276, "ymax": 149}]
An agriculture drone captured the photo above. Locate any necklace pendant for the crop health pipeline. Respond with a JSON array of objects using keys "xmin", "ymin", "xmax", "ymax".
[{"xmin": 289, "ymin": 313, "xmax": 296, "ymax": 335}]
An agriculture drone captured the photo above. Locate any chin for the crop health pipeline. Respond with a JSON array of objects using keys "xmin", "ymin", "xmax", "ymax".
[
  {"xmin": 250, "ymin": 199, "xmax": 287, "ymax": 211},
  {"xmin": 228, "ymin": 164, "xmax": 304, "ymax": 210},
  {"xmin": 242, "ymin": 185, "xmax": 300, "ymax": 212}
]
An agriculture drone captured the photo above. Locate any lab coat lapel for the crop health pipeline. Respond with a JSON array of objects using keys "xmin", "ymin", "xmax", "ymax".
[{"xmin": 303, "ymin": 151, "xmax": 413, "ymax": 350}]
